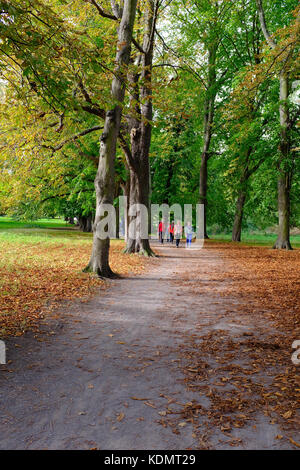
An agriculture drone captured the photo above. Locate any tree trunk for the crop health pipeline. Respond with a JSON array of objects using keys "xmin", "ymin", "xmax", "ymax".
[
  {"xmin": 84, "ymin": 0, "xmax": 138, "ymax": 276},
  {"xmin": 125, "ymin": 156, "xmax": 154, "ymax": 256},
  {"xmin": 232, "ymin": 191, "xmax": 246, "ymax": 242},
  {"xmin": 115, "ymin": 203, "xmax": 120, "ymax": 239},
  {"xmin": 274, "ymin": 172, "xmax": 292, "ymax": 249},
  {"xmin": 231, "ymin": 149, "xmax": 254, "ymax": 243},
  {"xmin": 256, "ymin": 1, "xmax": 293, "ymax": 250},
  {"xmin": 123, "ymin": 0, "xmax": 156, "ymax": 257},
  {"xmin": 78, "ymin": 215, "xmax": 93, "ymax": 232},
  {"xmin": 121, "ymin": 173, "xmax": 130, "ymax": 242},
  {"xmin": 84, "ymin": 109, "xmax": 122, "ymax": 277},
  {"xmin": 199, "ymin": 152, "xmax": 209, "ymax": 239},
  {"xmin": 199, "ymin": 43, "xmax": 217, "ymax": 239},
  {"xmin": 114, "ymin": 181, "xmax": 121, "ymax": 239},
  {"xmin": 273, "ymin": 72, "xmax": 292, "ymax": 249},
  {"xmin": 125, "ymin": 169, "xmax": 137, "ymax": 253}
]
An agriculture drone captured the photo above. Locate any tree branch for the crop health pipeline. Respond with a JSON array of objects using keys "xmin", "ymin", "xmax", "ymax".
[
  {"xmin": 41, "ymin": 188, "xmax": 93, "ymax": 204},
  {"xmin": 81, "ymin": 104, "xmax": 106, "ymax": 119},
  {"xmin": 86, "ymin": 0, "xmax": 118, "ymax": 20},
  {"xmin": 256, "ymin": 0, "xmax": 276, "ymax": 49},
  {"xmin": 155, "ymin": 28, "xmax": 207, "ymax": 89},
  {"xmin": 118, "ymin": 131, "xmax": 137, "ymax": 170},
  {"xmin": 43, "ymin": 125, "xmax": 103, "ymax": 153},
  {"xmin": 132, "ymin": 36, "xmax": 146, "ymax": 54}
]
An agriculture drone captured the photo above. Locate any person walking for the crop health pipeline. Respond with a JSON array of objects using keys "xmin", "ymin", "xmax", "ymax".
[
  {"xmin": 174, "ymin": 220, "xmax": 182, "ymax": 248},
  {"xmin": 169, "ymin": 221, "xmax": 175, "ymax": 244},
  {"xmin": 158, "ymin": 219, "xmax": 165, "ymax": 244},
  {"xmin": 184, "ymin": 221, "xmax": 193, "ymax": 248},
  {"xmin": 165, "ymin": 223, "xmax": 170, "ymax": 243}
]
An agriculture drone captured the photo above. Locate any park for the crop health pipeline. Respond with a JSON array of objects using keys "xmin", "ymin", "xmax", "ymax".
[{"xmin": 0, "ymin": 0, "xmax": 299, "ymax": 452}]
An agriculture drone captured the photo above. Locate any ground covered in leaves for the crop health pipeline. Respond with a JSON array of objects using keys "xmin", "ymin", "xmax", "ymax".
[
  {"xmin": 0, "ymin": 228, "xmax": 146, "ymax": 337},
  {"xmin": 0, "ymin": 238, "xmax": 299, "ymax": 450},
  {"xmin": 168, "ymin": 241, "xmax": 300, "ymax": 448}
]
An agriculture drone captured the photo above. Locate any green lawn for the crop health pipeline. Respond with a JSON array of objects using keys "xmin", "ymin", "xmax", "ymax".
[
  {"xmin": 210, "ymin": 231, "xmax": 300, "ymax": 247},
  {"xmin": 0, "ymin": 216, "xmax": 90, "ymax": 246},
  {"xmin": 0, "ymin": 216, "xmax": 299, "ymax": 248},
  {"xmin": 0, "ymin": 216, "xmax": 70, "ymax": 230}
]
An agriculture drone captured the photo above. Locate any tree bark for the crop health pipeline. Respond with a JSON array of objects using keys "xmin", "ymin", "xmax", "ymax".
[
  {"xmin": 199, "ymin": 151, "xmax": 209, "ymax": 239},
  {"xmin": 231, "ymin": 148, "xmax": 256, "ymax": 243},
  {"xmin": 123, "ymin": 0, "xmax": 157, "ymax": 256},
  {"xmin": 120, "ymin": 171, "xmax": 130, "ymax": 242},
  {"xmin": 78, "ymin": 214, "xmax": 93, "ymax": 232},
  {"xmin": 232, "ymin": 191, "xmax": 246, "ymax": 242},
  {"xmin": 199, "ymin": 43, "xmax": 217, "ymax": 239},
  {"xmin": 84, "ymin": 0, "xmax": 138, "ymax": 276},
  {"xmin": 273, "ymin": 71, "xmax": 292, "ymax": 249},
  {"xmin": 124, "ymin": 149, "xmax": 154, "ymax": 255},
  {"xmin": 256, "ymin": 0, "xmax": 293, "ymax": 249}
]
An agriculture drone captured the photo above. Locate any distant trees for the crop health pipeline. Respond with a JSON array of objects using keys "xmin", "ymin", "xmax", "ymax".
[
  {"xmin": 0, "ymin": 0, "xmax": 113, "ymax": 226},
  {"xmin": 150, "ymin": 0, "xmax": 300, "ymax": 246}
]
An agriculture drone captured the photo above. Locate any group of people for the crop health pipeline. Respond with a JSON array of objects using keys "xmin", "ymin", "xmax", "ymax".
[{"xmin": 158, "ymin": 220, "xmax": 194, "ymax": 247}]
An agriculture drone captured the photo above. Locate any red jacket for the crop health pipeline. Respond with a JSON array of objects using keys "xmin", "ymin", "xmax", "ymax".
[{"xmin": 158, "ymin": 222, "xmax": 165, "ymax": 232}]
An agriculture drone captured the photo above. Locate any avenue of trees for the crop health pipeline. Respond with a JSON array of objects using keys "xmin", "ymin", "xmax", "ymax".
[{"xmin": 0, "ymin": 0, "xmax": 299, "ymax": 276}]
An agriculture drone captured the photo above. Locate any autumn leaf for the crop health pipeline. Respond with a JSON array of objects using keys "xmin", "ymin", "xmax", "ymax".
[
  {"xmin": 289, "ymin": 438, "xmax": 300, "ymax": 448},
  {"xmin": 117, "ymin": 412, "xmax": 125, "ymax": 422}
]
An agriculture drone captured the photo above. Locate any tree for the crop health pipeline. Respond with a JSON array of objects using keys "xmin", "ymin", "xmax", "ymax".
[
  {"xmin": 155, "ymin": 0, "xmax": 247, "ymax": 238},
  {"xmin": 0, "ymin": 0, "xmax": 114, "ymax": 223},
  {"xmin": 84, "ymin": 0, "xmax": 138, "ymax": 276},
  {"xmin": 119, "ymin": 0, "xmax": 159, "ymax": 256},
  {"xmin": 256, "ymin": 0, "xmax": 299, "ymax": 249},
  {"xmin": 1, "ymin": 0, "xmax": 299, "ymax": 257}
]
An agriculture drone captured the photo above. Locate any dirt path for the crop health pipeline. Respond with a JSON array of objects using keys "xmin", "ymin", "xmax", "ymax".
[{"xmin": 0, "ymin": 243, "xmax": 298, "ymax": 449}]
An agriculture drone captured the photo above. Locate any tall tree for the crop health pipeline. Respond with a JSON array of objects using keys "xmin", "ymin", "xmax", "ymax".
[
  {"xmin": 120, "ymin": 0, "xmax": 158, "ymax": 255},
  {"xmin": 256, "ymin": 0, "xmax": 299, "ymax": 249},
  {"xmin": 85, "ymin": 0, "xmax": 138, "ymax": 276}
]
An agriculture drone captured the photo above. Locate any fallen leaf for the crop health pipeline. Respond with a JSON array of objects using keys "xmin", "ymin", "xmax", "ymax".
[
  {"xmin": 289, "ymin": 438, "xmax": 300, "ymax": 448},
  {"xmin": 130, "ymin": 396, "xmax": 150, "ymax": 401},
  {"xmin": 117, "ymin": 412, "xmax": 125, "ymax": 422}
]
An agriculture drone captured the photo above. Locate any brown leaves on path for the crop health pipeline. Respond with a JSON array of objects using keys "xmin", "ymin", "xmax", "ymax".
[
  {"xmin": 165, "ymin": 241, "xmax": 300, "ymax": 448},
  {"xmin": 0, "ymin": 239, "xmax": 147, "ymax": 338}
]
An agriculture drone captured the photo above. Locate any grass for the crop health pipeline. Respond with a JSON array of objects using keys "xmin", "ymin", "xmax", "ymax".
[
  {"xmin": 209, "ymin": 231, "xmax": 300, "ymax": 248},
  {"xmin": 0, "ymin": 216, "xmax": 69, "ymax": 230}
]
